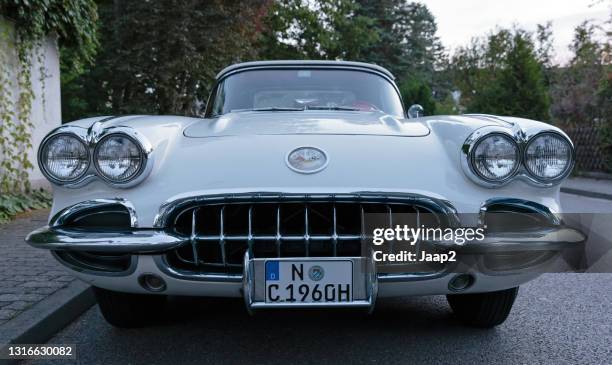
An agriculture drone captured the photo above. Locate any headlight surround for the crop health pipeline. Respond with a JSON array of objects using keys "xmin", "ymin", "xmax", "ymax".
[
  {"xmin": 471, "ymin": 133, "xmax": 520, "ymax": 182},
  {"xmin": 40, "ymin": 134, "xmax": 90, "ymax": 183},
  {"xmin": 93, "ymin": 133, "xmax": 145, "ymax": 184},
  {"xmin": 524, "ymin": 132, "xmax": 573, "ymax": 181}
]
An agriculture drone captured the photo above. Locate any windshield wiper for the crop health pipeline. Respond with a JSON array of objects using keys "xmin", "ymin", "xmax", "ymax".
[
  {"xmin": 307, "ymin": 105, "xmax": 360, "ymax": 111},
  {"xmin": 239, "ymin": 107, "xmax": 305, "ymax": 112},
  {"xmin": 231, "ymin": 105, "xmax": 361, "ymax": 113}
]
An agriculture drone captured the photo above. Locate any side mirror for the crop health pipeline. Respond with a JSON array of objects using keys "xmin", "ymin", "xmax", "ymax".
[{"xmin": 407, "ymin": 104, "xmax": 424, "ymax": 119}]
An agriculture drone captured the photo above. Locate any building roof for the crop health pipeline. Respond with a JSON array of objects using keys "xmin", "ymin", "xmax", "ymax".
[{"xmin": 216, "ymin": 60, "xmax": 395, "ymax": 80}]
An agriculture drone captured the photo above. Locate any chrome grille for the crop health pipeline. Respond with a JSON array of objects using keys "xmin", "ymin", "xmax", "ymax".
[{"xmin": 162, "ymin": 194, "xmax": 456, "ymax": 276}]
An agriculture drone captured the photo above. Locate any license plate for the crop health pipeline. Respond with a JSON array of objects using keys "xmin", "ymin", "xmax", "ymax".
[{"xmin": 264, "ymin": 260, "xmax": 353, "ymax": 303}]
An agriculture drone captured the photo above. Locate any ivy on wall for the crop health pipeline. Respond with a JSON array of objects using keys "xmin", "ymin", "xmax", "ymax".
[
  {"xmin": 0, "ymin": 1, "xmax": 97, "ymax": 194},
  {"xmin": 0, "ymin": 1, "xmax": 97, "ymax": 222}
]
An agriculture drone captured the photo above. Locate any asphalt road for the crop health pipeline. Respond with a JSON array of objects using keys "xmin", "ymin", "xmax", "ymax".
[{"xmin": 27, "ymin": 193, "xmax": 612, "ymax": 365}]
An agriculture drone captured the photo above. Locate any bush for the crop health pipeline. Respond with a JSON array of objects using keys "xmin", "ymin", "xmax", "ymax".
[
  {"xmin": 398, "ymin": 77, "xmax": 436, "ymax": 116},
  {"xmin": 0, "ymin": 189, "xmax": 52, "ymax": 224}
]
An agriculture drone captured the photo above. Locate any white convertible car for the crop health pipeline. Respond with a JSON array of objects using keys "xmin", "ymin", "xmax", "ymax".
[{"xmin": 27, "ymin": 61, "xmax": 585, "ymax": 328}]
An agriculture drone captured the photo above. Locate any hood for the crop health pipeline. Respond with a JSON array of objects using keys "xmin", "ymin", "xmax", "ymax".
[{"xmin": 183, "ymin": 111, "xmax": 430, "ymax": 137}]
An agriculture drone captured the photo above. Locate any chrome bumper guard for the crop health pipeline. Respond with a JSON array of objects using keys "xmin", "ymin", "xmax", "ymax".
[
  {"xmin": 437, "ymin": 227, "xmax": 587, "ymax": 253},
  {"xmin": 25, "ymin": 226, "xmax": 188, "ymax": 253},
  {"xmin": 242, "ymin": 252, "xmax": 378, "ymax": 313}
]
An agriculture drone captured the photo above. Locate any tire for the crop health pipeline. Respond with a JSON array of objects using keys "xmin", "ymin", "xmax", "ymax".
[
  {"xmin": 447, "ymin": 287, "xmax": 519, "ymax": 328},
  {"xmin": 93, "ymin": 287, "xmax": 167, "ymax": 328}
]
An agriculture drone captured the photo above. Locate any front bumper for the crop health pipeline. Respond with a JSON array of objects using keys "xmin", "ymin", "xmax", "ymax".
[
  {"xmin": 26, "ymin": 224, "xmax": 586, "ymax": 298},
  {"xmin": 26, "ymin": 225, "xmax": 586, "ymax": 255},
  {"xmin": 25, "ymin": 194, "xmax": 587, "ymax": 299},
  {"xmin": 26, "ymin": 226, "xmax": 187, "ymax": 253}
]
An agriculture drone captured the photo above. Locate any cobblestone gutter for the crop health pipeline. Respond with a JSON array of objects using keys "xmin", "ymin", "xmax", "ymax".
[{"xmin": 0, "ymin": 209, "xmax": 76, "ymax": 325}]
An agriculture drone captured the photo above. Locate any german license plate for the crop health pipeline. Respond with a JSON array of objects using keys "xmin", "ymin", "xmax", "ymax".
[{"xmin": 264, "ymin": 260, "xmax": 353, "ymax": 303}]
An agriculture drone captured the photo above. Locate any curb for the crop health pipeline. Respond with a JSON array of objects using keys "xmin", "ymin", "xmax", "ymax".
[
  {"xmin": 560, "ymin": 187, "xmax": 612, "ymax": 201},
  {"xmin": 0, "ymin": 281, "xmax": 95, "ymax": 364}
]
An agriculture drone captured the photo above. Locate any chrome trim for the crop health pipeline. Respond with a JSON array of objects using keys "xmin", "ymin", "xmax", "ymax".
[
  {"xmin": 479, "ymin": 198, "xmax": 562, "ymax": 227},
  {"xmin": 154, "ymin": 255, "xmax": 242, "ymax": 283},
  {"xmin": 37, "ymin": 122, "xmax": 154, "ymax": 189},
  {"xmin": 447, "ymin": 227, "xmax": 586, "ymax": 253},
  {"xmin": 26, "ymin": 226, "xmax": 188, "ymax": 253},
  {"xmin": 38, "ymin": 127, "xmax": 94, "ymax": 188},
  {"xmin": 461, "ymin": 126, "xmax": 575, "ymax": 188},
  {"xmin": 154, "ymin": 192, "xmax": 458, "ymax": 281},
  {"xmin": 155, "ymin": 251, "xmax": 446, "ymax": 284},
  {"xmin": 216, "ymin": 60, "xmax": 395, "ymax": 81},
  {"xmin": 242, "ymin": 251, "xmax": 255, "ymax": 314},
  {"xmin": 153, "ymin": 192, "xmax": 460, "ymax": 228},
  {"xmin": 50, "ymin": 198, "xmax": 139, "ymax": 227}
]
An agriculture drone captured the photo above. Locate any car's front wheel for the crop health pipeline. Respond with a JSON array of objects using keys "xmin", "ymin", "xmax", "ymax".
[
  {"xmin": 93, "ymin": 287, "xmax": 167, "ymax": 328},
  {"xmin": 446, "ymin": 287, "xmax": 519, "ymax": 328}
]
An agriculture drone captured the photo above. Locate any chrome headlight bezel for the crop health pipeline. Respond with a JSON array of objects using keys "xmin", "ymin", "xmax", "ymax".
[
  {"xmin": 38, "ymin": 131, "xmax": 91, "ymax": 185},
  {"xmin": 37, "ymin": 123, "xmax": 154, "ymax": 189},
  {"xmin": 462, "ymin": 126, "xmax": 575, "ymax": 188},
  {"xmin": 93, "ymin": 132, "xmax": 147, "ymax": 186}
]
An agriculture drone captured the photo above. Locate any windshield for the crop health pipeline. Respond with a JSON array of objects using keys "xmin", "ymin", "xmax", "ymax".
[{"xmin": 209, "ymin": 69, "xmax": 405, "ymax": 118}]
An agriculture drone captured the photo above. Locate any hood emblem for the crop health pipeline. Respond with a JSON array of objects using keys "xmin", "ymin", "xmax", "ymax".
[{"xmin": 286, "ymin": 147, "xmax": 328, "ymax": 174}]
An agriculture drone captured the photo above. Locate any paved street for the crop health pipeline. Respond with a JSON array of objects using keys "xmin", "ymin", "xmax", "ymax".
[
  {"xmin": 0, "ymin": 209, "xmax": 77, "ymax": 325},
  {"xmin": 25, "ymin": 274, "xmax": 612, "ymax": 365},
  {"xmin": 24, "ymin": 192, "xmax": 612, "ymax": 365}
]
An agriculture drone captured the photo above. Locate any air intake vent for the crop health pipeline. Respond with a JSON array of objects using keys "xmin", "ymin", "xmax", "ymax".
[{"xmin": 61, "ymin": 204, "xmax": 132, "ymax": 229}]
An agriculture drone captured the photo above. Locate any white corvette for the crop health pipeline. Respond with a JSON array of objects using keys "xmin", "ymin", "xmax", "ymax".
[{"xmin": 27, "ymin": 61, "xmax": 585, "ymax": 328}]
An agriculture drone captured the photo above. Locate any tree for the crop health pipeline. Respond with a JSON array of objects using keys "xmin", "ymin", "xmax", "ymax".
[
  {"xmin": 550, "ymin": 21, "xmax": 607, "ymax": 125},
  {"xmin": 62, "ymin": 0, "xmax": 269, "ymax": 120},
  {"xmin": 548, "ymin": 16, "xmax": 611, "ymax": 171},
  {"xmin": 535, "ymin": 22, "xmax": 554, "ymax": 89},
  {"xmin": 260, "ymin": 1, "xmax": 444, "ymax": 94},
  {"xmin": 398, "ymin": 76, "xmax": 436, "ymax": 115},
  {"xmin": 354, "ymin": 0, "xmax": 444, "ymax": 83},
  {"xmin": 353, "ymin": 0, "xmax": 406, "ymax": 76},
  {"xmin": 257, "ymin": 0, "xmax": 377, "ymax": 60},
  {"xmin": 451, "ymin": 28, "xmax": 549, "ymax": 120}
]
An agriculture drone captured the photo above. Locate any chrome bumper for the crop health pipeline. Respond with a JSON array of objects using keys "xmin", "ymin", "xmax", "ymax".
[
  {"xmin": 26, "ymin": 225, "xmax": 586, "ymax": 254},
  {"xmin": 26, "ymin": 226, "xmax": 188, "ymax": 253}
]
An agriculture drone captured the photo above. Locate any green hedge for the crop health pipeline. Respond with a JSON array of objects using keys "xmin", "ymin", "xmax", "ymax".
[{"xmin": 0, "ymin": 188, "xmax": 52, "ymax": 223}]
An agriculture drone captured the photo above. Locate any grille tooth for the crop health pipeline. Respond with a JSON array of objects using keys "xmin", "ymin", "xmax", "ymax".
[{"xmin": 165, "ymin": 197, "xmax": 446, "ymax": 276}]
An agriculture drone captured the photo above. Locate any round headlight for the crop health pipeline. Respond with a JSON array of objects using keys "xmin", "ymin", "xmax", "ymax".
[
  {"xmin": 471, "ymin": 134, "xmax": 519, "ymax": 181},
  {"xmin": 94, "ymin": 134, "xmax": 144, "ymax": 183},
  {"xmin": 40, "ymin": 134, "xmax": 89, "ymax": 183},
  {"xmin": 525, "ymin": 133, "xmax": 572, "ymax": 180}
]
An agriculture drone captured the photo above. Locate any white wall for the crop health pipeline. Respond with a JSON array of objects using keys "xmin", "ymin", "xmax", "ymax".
[{"xmin": 0, "ymin": 19, "xmax": 61, "ymax": 189}]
